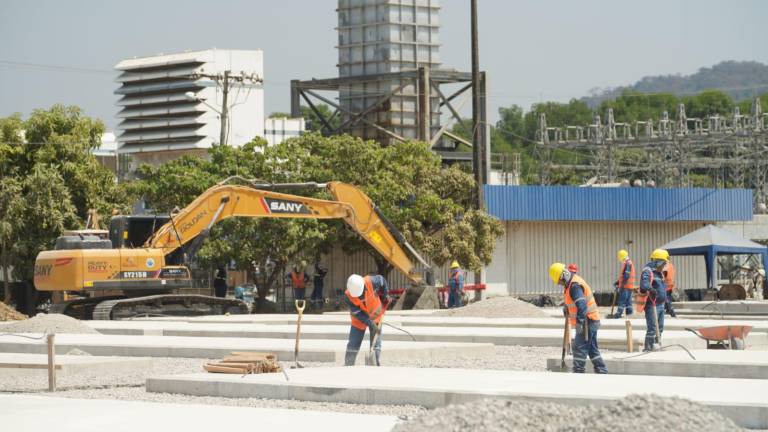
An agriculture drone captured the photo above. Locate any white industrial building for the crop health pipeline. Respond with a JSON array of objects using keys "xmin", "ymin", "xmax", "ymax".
[
  {"xmin": 114, "ymin": 49, "xmax": 264, "ymax": 171},
  {"xmin": 264, "ymin": 117, "xmax": 306, "ymax": 146}
]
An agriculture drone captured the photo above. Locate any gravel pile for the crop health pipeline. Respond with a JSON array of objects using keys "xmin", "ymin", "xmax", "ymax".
[
  {"xmin": 0, "ymin": 313, "xmax": 100, "ymax": 334},
  {"xmin": 393, "ymin": 395, "xmax": 743, "ymax": 432},
  {"xmin": 0, "ymin": 303, "xmax": 27, "ymax": 321},
  {"xmin": 432, "ymin": 296, "xmax": 547, "ymax": 318}
]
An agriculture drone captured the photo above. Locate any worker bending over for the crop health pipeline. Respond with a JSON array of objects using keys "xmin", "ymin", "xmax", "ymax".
[
  {"xmin": 447, "ymin": 260, "xmax": 465, "ymax": 308},
  {"xmin": 610, "ymin": 249, "xmax": 635, "ymax": 318},
  {"xmin": 549, "ymin": 263, "xmax": 608, "ymax": 374},
  {"xmin": 638, "ymin": 249, "xmax": 669, "ymax": 351},
  {"xmin": 344, "ymin": 273, "xmax": 389, "ymax": 366},
  {"xmin": 663, "ymin": 259, "xmax": 677, "ymax": 317}
]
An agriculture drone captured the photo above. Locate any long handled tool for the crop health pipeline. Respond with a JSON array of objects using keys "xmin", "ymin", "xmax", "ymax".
[
  {"xmin": 560, "ymin": 315, "xmax": 570, "ymax": 371},
  {"xmin": 292, "ymin": 299, "xmax": 306, "ymax": 368},
  {"xmin": 365, "ymin": 323, "xmax": 382, "ymax": 366},
  {"xmin": 609, "ymin": 282, "xmax": 618, "ymax": 317}
]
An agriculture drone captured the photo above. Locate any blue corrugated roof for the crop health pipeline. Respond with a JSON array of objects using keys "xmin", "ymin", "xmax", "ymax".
[{"xmin": 484, "ymin": 185, "xmax": 753, "ymax": 221}]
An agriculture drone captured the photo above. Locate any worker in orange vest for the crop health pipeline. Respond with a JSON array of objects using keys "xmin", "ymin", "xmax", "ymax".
[
  {"xmin": 549, "ymin": 263, "xmax": 607, "ymax": 374},
  {"xmin": 289, "ymin": 261, "xmax": 310, "ymax": 301},
  {"xmin": 344, "ymin": 273, "xmax": 389, "ymax": 366},
  {"xmin": 610, "ymin": 249, "xmax": 636, "ymax": 318},
  {"xmin": 663, "ymin": 259, "xmax": 677, "ymax": 317}
]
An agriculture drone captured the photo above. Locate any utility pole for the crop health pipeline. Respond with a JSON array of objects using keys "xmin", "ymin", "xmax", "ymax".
[
  {"xmin": 219, "ymin": 70, "xmax": 230, "ymax": 146},
  {"xmin": 471, "ymin": 0, "xmax": 483, "ymax": 210}
]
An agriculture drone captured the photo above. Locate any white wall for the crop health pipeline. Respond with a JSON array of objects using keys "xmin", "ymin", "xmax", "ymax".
[{"xmin": 486, "ymin": 221, "xmax": 710, "ymax": 295}]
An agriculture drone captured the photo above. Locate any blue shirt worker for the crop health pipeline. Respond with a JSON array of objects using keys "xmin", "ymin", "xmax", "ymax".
[
  {"xmin": 549, "ymin": 263, "xmax": 608, "ymax": 374},
  {"xmin": 610, "ymin": 249, "xmax": 636, "ymax": 318},
  {"xmin": 638, "ymin": 249, "xmax": 669, "ymax": 351},
  {"xmin": 343, "ymin": 274, "xmax": 389, "ymax": 366},
  {"xmin": 447, "ymin": 261, "xmax": 465, "ymax": 308}
]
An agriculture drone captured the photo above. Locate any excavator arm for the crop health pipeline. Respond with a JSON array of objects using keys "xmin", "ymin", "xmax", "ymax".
[{"xmin": 145, "ymin": 179, "xmax": 428, "ymax": 283}]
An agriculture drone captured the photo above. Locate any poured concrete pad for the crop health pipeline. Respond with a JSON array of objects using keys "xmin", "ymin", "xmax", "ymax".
[
  {"xmin": 127, "ymin": 314, "xmax": 768, "ymax": 334},
  {"xmin": 0, "ymin": 353, "xmax": 151, "ymax": 377},
  {"xmin": 547, "ymin": 349, "xmax": 768, "ymax": 379},
  {"xmin": 0, "ymin": 395, "xmax": 398, "ymax": 432},
  {"xmin": 0, "ymin": 333, "xmax": 493, "ymax": 363},
  {"xmin": 87, "ymin": 320, "xmax": 709, "ymax": 350},
  {"xmin": 147, "ymin": 367, "xmax": 768, "ymax": 429}
]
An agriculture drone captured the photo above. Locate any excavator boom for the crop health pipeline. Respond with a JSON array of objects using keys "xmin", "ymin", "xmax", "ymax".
[{"xmin": 146, "ymin": 179, "xmax": 425, "ymax": 282}]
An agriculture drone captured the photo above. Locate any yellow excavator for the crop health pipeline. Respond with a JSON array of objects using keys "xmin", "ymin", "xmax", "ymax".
[{"xmin": 33, "ymin": 177, "xmax": 430, "ymax": 320}]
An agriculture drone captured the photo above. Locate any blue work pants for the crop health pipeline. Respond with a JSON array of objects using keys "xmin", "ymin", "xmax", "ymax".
[
  {"xmin": 310, "ymin": 281, "xmax": 324, "ymax": 307},
  {"xmin": 448, "ymin": 287, "xmax": 463, "ymax": 308},
  {"xmin": 294, "ymin": 288, "xmax": 305, "ymax": 301},
  {"xmin": 572, "ymin": 319, "xmax": 608, "ymax": 374},
  {"xmin": 344, "ymin": 325, "xmax": 382, "ymax": 366},
  {"xmin": 644, "ymin": 302, "xmax": 665, "ymax": 351},
  {"xmin": 614, "ymin": 288, "xmax": 633, "ymax": 317}
]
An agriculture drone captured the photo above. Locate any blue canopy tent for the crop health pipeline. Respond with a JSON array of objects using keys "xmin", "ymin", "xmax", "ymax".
[{"xmin": 660, "ymin": 224, "xmax": 768, "ymax": 290}]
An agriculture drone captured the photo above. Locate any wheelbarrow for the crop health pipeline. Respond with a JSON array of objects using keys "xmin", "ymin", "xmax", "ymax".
[{"xmin": 685, "ymin": 325, "xmax": 753, "ymax": 350}]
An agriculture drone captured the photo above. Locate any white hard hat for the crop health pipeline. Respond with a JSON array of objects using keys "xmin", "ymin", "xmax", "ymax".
[{"xmin": 346, "ymin": 274, "xmax": 365, "ymax": 297}]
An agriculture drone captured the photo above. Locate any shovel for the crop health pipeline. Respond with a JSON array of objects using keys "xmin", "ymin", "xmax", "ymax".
[
  {"xmin": 292, "ymin": 299, "xmax": 306, "ymax": 368},
  {"xmin": 560, "ymin": 315, "xmax": 570, "ymax": 371},
  {"xmin": 365, "ymin": 323, "xmax": 381, "ymax": 366}
]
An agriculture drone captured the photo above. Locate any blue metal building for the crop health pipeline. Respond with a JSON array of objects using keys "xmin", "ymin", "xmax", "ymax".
[{"xmin": 481, "ymin": 185, "xmax": 755, "ymax": 296}]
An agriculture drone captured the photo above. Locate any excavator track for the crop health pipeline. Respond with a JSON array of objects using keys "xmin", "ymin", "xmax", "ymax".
[
  {"xmin": 92, "ymin": 294, "xmax": 249, "ymax": 320},
  {"xmin": 49, "ymin": 296, "xmax": 125, "ymax": 320}
]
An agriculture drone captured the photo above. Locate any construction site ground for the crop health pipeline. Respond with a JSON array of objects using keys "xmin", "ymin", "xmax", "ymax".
[{"xmin": 1, "ymin": 298, "xmax": 768, "ymax": 430}]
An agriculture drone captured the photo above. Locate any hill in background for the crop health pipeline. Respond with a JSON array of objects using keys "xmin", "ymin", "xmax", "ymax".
[{"xmin": 582, "ymin": 60, "xmax": 768, "ymax": 108}]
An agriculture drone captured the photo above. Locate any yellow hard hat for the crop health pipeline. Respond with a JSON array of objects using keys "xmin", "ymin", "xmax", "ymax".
[
  {"xmin": 650, "ymin": 249, "xmax": 669, "ymax": 261},
  {"xmin": 548, "ymin": 263, "xmax": 566, "ymax": 285},
  {"xmin": 450, "ymin": 260, "xmax": 460, "ymax": 269},
  {"xmin": 617, "ymin": 249, "xmax": 628, "ymax": 262}
]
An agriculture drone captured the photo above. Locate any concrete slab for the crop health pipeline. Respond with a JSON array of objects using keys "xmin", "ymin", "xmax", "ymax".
[
  {"xmin": 130, "ymin": 313, "xmax": 768, "ymax": 333},
  {"xmin": 146, "ymin": 367, "xmax": 768, "ymax": 429},
  {"xmin": 0, "ymin": 353, "xmax": 152, "ymax": 377},
  {"xmin": 546, "ymin": 349, "xmax": 768, "ymax": 379},
  {"xmin": 85, "ymin": 320, "xmax": 721, "ymax": 351},
  {"xmin": 673, "ymin": 301, "xmax": 768, "ymax": 317},
  {"xmin": 0, "ymin": 333, "xmax": 493, "ymax": 363},
  {"xmin": 0, "ymin": 395, "xmax": 398, "ymax": 432}
]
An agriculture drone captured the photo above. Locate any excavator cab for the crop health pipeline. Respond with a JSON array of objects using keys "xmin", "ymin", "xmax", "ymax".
[{"xmin": 108, "ymin": 215, "xmax": 171, "ymax": 249}]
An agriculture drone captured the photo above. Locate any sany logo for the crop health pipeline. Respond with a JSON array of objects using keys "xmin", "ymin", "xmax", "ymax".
[{"xmin": 260, "ymin": 198, "xmax": 311, "ymax": 215}]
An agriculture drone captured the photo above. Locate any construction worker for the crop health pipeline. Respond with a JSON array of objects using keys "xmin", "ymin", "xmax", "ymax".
[
  {"xmin": 548, "ymin": 263, "xmax": 608, "ymax": 374},
  {"xmin": 344, "ymin": 273, "xmax": 389, "ymax": 366},
  {"xmin": 213, "ymin": 266, "xmax": 228, "ymax": 298},
  {"xmin": 663, "ymin": 259, "xmax": 677, "ymax": 317},
  {"xmin": 638, "ymin": 249, "xmax": 669, "ymax": 351},
  {"xmin": 310, "ymin": 260, "xmax": 328, "ymax": 310},
  {"xmin": 610, "ymin": 249, "xmax": 635, "ymax": 318},
  {"xmin": 289, "ymin": 261, "xmax": 310, "ymax": 301},
  {"xmin": 447, "ymin": 260, "xmax": 465, "ymax": 308}
]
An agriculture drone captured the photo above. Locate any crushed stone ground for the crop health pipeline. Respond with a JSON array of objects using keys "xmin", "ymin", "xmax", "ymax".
[
  {"xmin": 432, "ymin": 296, "xmax": 548, "ymax": 318},
  {"xmin": 0, "ymin": 314, "xmax": 100, "ymax": 334},
  {"xmin": 393, "ymin": 395, "xmax": 743, "ymax": 432},
  {"xmin": 0, "ymin": 303, "xmax": 27, "ymax": 321}
]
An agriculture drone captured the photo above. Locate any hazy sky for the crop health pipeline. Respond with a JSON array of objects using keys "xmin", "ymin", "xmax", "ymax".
[{"xmin": 1, "ymin": 0, "xmax": 767, "ymax": 129}]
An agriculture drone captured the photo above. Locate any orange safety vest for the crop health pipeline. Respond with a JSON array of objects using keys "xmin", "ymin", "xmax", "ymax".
[
  {"xmin": 346, "ymin": 276, "xmax": 384, "ymax": 331},
  {"xmin": 564, "ymin": 275, "xmax": 600, "ymax": 326},
  {"xmin": 290, "ymin": 271, "xmax": 306, "ymax": 289},
  {"xmin": 618, "ymin": 259, "xmax": 636, "ymax": 290},
  {"xmin": 663, "ymin": 261, "xmax": 676, "ymax": 293}
]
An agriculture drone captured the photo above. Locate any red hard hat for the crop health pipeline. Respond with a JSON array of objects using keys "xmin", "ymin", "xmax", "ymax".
[{"xmin": 567, "ymin": 264, "xmax": 578, "ymax": 273}]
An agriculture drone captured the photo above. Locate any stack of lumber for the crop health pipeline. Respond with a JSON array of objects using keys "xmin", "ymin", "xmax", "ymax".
[{"xmin": 203, "ymin": 352, "xmax": 282, "ymax": 374}]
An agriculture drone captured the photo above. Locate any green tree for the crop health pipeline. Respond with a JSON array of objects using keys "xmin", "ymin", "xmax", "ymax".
[
  {"xmin": 682, "ymin": 90, "xmax": 734, "ymax": 118},
  {"xmin": 130, "ymin": 134, "xmax": 503, "ymax": 300},
  {"xmin": 0, "ymin": 177, "xmax": 23, "ymax": 303},
  {"xmin": 0, "ymin": 105, "xmax": 129, "ymax": 303}
]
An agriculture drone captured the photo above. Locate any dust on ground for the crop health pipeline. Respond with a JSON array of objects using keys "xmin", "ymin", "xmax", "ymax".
[
  {"xmin": 0, "ymin": 313, "xmax": 100, "ymax": 334},
  {"xmin": 432, "ymin": 296, "xmax": 548, "ymax": 318},
  {"xmin": 393, "ymin": 394, "xmax": 743, "ymax": 432}
]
